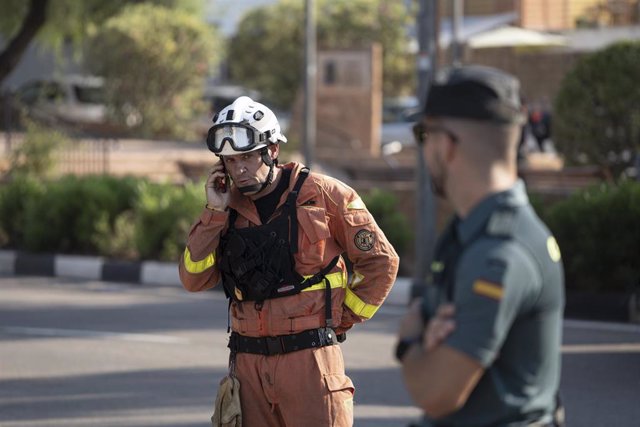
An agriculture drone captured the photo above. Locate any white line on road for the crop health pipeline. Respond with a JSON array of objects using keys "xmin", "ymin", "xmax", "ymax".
[
  {"xmin": 562, "ymin": 343, "xmax": 640, "ymax": 354},
  {"xmin": 1, "ymin": 326, "xmax": 189, "ymax": 344},
  {"xmin": 564, "ymin": 319, "xmax": 640, "ymax": 334}
]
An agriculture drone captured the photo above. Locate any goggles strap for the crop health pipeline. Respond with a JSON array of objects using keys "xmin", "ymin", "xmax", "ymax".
[{"xmin": 237, "ymin": 150, "xmax": 276, "ymax": 195}]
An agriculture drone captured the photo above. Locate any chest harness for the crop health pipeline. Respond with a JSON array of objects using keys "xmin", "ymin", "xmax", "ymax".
[{"xmin": 218, "ymin": 168, "xmax": 342, "ymax": 355}]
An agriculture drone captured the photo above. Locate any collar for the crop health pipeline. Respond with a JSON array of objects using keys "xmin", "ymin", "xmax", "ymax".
[{"xmin": 455, "ymin": 179, "xmax": 528, "ymax": 245}]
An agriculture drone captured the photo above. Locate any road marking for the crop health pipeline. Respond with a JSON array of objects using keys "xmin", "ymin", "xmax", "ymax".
[
  {"xmin": 562, "ymin": 343, "xmax": 640, "ymax": 354},
  {"xmin": 564, "ymin": 319, "xmax": 640, "ymax": 334},
  {"xmin": 1, "ymin": 326, "xmax": 189, "ymax": 344}
]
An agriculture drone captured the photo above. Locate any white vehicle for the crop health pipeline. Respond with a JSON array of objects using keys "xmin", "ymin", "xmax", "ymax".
[
  {"xmin": 380, "ymin": 96, "xmax": 421, "ymax": 151},
  {"xmin": 15, "ymin": 75, "xmax": 107, "ymax": 126}
]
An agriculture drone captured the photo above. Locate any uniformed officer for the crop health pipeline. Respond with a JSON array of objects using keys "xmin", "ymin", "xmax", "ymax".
[{"xmin": 396, "ymin": 65, "xmax": 565, "ymax": 427}]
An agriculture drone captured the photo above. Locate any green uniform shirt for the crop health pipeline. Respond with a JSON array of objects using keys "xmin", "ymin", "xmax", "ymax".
[{"xmin": 423, "ymin": 180, "xmax": 565, "ymax": 427}]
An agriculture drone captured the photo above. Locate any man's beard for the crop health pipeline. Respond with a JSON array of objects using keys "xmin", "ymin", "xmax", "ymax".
[
  {"xmin": 430, "ymin": 177, "xmax": 446, "ymax": 198},
  {"xmin": 429, "ymin": 162, "xmax": 447, "ymax": 198}
]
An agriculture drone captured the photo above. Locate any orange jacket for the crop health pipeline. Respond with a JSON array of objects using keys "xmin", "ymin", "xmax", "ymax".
[{"xmin": 179, "ymin": 162, "xmax": 400, "ymax": 337}]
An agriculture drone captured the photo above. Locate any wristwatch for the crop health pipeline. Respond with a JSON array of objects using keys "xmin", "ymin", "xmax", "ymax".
[{"xmin": 395, "ymin": 336, "xmax": 421, "ymax": 362}]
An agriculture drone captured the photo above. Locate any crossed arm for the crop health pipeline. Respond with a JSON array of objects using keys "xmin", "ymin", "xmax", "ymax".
[{"xmin": 397, "ymin": 301, "xmax": 485, "ymax": 418}]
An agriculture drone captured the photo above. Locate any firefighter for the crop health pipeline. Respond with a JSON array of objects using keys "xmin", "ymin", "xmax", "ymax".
[{"xmin": 179, "ymin": 96, "xmax": 399, "ymax": 426}]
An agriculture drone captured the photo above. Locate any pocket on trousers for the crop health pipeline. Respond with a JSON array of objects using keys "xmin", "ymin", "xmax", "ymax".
[
  {"xmin": 324, "ymin": 373, "xmax": 355, "ymax": 427},
  {"xmin": 324, "ymin": 373, "xmax": 354, "ymax": 394}
]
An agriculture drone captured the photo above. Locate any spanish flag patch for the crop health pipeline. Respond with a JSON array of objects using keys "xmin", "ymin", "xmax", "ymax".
[{"xmin": 472, "ymin": 280, "xmax": 504, "ymax": 300}]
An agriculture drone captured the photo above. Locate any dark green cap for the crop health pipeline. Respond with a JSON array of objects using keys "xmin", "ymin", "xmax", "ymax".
[{"xmin": 424, "ymin": 65, "xmax": 525, "ymax": 124}]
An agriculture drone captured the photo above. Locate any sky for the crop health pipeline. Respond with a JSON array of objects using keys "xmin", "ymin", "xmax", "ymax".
[{"xmin": 206, "ymin": 0, "xmax": 277, "ymax": 36}]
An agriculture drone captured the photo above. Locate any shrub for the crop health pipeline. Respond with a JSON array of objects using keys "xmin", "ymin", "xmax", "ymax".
[
  {"xmin": 0, "ymin": 176, "xmax": 43, "ymax": 247},
  {"xmin": 362, "ymin": 188, "xmax": 412, "ymax": 257},
  {"xmin": 132, "ymin": 180, "xmax": 202, "ymax": 261},
  {"xmin": 8, "ymin": 119, "xmax": 69, "ymax": 179},
  {"xmin": 554, "ymin": 41, "xmax": 640, "ymax": 178},
  {"xmin": 93, "ymin": 210, "xmax": 138, "ymax": 260},
  {"xmin": 22, "ymin": 175, "xmax": 138, "ymax": 253},
  {"xmin": 545, "ymin": 181, "xmax": 640, "ymax": 292},
  {"xmin": 87, "ymin": 3, "xmax": 220, "ymax": 139}
]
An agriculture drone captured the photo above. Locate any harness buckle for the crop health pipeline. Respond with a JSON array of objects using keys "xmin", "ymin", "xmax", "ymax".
[{"xmin": 317, "ymin": 327, "xmax": 335, "ymax": 346}]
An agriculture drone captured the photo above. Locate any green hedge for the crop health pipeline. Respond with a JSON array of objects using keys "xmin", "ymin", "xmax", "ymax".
[
  {"xmin": 540, "ymin": 181, "xmax": 640, "ymax": 292},
  {"xmin": 362, "ymin": 188, "xmax": 413, "ymax": 258},
  {"xmin": 0, "ymin": 175, "xmax": 414, "ymax": 265},
  {"xmin": 0, "ymin": 177, "xmax": 43, "ymax": 247},
  {"xmin": 4, "ymin": 175, "xmax": 636, "ymax": 292},
  {"xmin": 22, "ymin": 175, "xmax": 139, "ymax": 254},
  {"xmin": 0, "ymin": 175, "xmax": 202, "ymax": 261}
]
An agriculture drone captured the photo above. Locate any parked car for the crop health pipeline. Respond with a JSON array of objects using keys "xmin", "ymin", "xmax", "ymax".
[
  {"xmin": 380, "ymin": 96, "xmax": 420, "ymax": 149},
  {"xmin": 14, "ymin": 75, "xmax": 107, "ymax": 127}
]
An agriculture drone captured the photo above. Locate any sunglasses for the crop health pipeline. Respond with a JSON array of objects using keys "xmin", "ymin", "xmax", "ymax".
[
  {"xmin": 412, "ymin": 122, "xmax": 459, "ymax": 145},
  {"xmin": 206, "ymin": 123, "xmax": 267, "ymax": 154}
]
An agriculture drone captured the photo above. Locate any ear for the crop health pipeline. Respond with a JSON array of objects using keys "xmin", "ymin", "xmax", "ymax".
[
  {"xmin": 268, "ymin": 144, "xmax": 279, "ymax": 160},
  {"xmin": 444, "ymin": 137, "xmax": 457, "ymax": 163}
]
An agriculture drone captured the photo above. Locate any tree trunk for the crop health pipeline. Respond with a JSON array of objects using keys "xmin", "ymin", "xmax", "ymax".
[{"xmin": 0, "ymin": 0, "xmax": 49, "ymax": 88}]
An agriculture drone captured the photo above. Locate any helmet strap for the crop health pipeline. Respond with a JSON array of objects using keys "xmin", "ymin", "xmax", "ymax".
[{"xmin": 238, "ymin": 148, "xmax": 276, "ymax": 195}]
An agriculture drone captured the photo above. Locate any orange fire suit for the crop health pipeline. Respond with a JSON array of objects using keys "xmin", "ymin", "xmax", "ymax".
[{"xmin": 179, "ymin": 162, "xmax": 399, "ymax": 427}]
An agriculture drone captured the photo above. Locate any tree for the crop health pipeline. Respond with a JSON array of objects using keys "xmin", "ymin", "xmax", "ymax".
[
  {"xmin": 227, "ymin": 0, "xmax": 415, "ymax": 109},
  {"xmin": 0, "ymin": 0, "xmax": 205, "ymax": 88},
  {"xmin": 85, "ymin": 3, "xmax": 220, "ymax": 139},
  {"xmin": 554, "ymin": 41, "xmax": 640, "ymax": 179},
  {"xmin": 0, "ymin": 0, "xmax": 48, "ymax": 85}
]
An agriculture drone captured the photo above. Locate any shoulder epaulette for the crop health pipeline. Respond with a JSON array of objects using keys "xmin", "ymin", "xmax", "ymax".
[{"xmin": 486, "ymin": 209, "xmax": 516, "ymax": 237}]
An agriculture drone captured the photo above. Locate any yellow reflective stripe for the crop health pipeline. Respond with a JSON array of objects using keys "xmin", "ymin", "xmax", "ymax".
[
  {"xmin": 344, "ymin": 287, "xmax": 380, "ymax": 319},
  {"xmin": 183, "ymin": 247, "xmax": 215, "ymax": 274},
  {"xmin": 301, "ymin": 271, "xmax": 347, "ymax": 292},
  {"xmin": 348, "ymin": 271, "xmax": 365, "ymax": 288},
  {"xmin": 346, "ymin": 198, "xmax": 366, "ymax": 210}
]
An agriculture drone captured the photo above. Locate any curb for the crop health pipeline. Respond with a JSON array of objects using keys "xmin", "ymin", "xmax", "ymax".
[
  {"xmin": 0, "ymin": 250, "xmax": 413, "ymax": 306},
  {"xmin": 0, "ymin": 250, "xmax": 180, "ymax": 287}
]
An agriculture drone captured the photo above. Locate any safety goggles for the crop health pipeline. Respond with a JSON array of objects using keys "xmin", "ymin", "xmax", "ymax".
[
  {"xmin": 412, "ymin": 122, "xmax": 459, "ymax": 145},
  {"xmin": 206, "ymin": 123, "xmax": 267, "ymax": 154}
]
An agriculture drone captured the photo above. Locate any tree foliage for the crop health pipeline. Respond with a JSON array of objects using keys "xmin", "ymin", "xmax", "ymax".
[
  {"xmin": 85, "ymin": 3, "xmax": 220, "ymax": 139},
  {"xmin": 227, "ymin": 0, "xmax": 415, "ymax": 109},
  {"xmin": 0, "ymin": 0, "xmax": 205, "ymax": 87},
  {"xmin": 554, "ymin": 41, "xmax": 640, "ymax": 178}
]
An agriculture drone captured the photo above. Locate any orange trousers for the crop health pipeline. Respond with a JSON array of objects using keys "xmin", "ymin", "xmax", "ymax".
[{"xmin": 233, "ymin": 344, "xmax": 354, "ymax": 427}]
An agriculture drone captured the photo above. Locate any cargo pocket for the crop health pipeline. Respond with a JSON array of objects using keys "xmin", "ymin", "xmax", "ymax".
[
  {"xmin": 324, "ymin": 373, "xmax": 355, "ymax": 427},
  {"xmin": 296, "ymin": 206, "xmax": 331, "ymax": 267}
]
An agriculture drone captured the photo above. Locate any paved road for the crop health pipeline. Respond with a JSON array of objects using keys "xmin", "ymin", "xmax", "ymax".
[{"xmin": 1, "ymin": 276, "xmax": 639, "ymax": 427}]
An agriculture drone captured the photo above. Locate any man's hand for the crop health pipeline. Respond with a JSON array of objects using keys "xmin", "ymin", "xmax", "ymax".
[
  {"xmin": 423, "ymin": 303, "xmax": 456, "ymax": 352},
  {"xmin": 205, "ymin": 162, "xmax": 230, "ymax": 211}
]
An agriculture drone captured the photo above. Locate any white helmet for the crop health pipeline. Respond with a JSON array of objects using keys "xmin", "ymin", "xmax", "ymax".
[{"xmin": 206, "ymin": 96, "xmax": 287, "ymax": 156}]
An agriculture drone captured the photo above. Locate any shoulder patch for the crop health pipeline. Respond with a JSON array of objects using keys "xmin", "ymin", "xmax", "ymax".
[
  {"xmin": 472, "ymin": 279, "xmax": 503, "ymax": 300},
  {"xmin": 347, "ymin": 198, "xmax": 366, "ymax": 210},
  {"xmin": 354, "ymin": 229, "xmax": 375, "ymax": 251},
  {"xmin": 431, "ymin": 261, "xmax": 444, "ymax": 273},
  {"xmin": 547, "ymin": 236, "xmax": 561, "ymax": 262}
]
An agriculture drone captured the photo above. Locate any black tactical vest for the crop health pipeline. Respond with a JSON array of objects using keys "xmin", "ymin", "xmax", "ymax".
[{"xmin": 218, "ymin": 168, "xmax": 339, "ymax": 307}]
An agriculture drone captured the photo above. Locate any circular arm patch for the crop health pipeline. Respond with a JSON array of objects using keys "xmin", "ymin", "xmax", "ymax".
[{"xmin": 354, "ymin": 229, "xmax": 375, "ymax": 251}]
